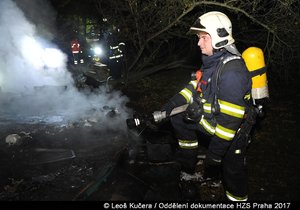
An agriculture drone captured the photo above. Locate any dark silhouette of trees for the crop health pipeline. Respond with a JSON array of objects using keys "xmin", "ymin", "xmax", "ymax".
[{"xmin": 52, "ymin": 0, "xmax": 300, "ymax": 84}]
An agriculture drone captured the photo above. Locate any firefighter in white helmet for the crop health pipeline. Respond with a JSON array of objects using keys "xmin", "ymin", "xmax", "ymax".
[{"xmin": 161, "ymin": 11, "xmax": 253, "ymax": 201}]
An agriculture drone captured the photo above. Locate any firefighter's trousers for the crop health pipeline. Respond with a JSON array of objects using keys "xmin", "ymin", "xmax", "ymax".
[
  {"xmin": 170, "ymin": 112, "xmax": 249, "ymax": 200},
  {"xmin": 72, "ymin": 52, "xmax": 84, "ymax": 64},
  {"xmin": 223, "ymin": 132, "xmax": 249, "ymax": 200}
]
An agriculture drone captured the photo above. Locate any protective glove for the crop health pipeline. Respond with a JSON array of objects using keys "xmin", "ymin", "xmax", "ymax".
[
  {"xmin": 184, "ymin": 101, "xmax": 203, "ymax": 122},
  {"xmin": 203, "ymin": 151, "xmax": 222, "ymax": 180}
]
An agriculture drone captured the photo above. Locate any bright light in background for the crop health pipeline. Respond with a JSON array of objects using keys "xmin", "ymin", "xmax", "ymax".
[
  {"xmin": 0, "ymin": 0, "xmax": 74, "ymax": 93},
  {"xmin": 43, "ymin": 48, "xmax": 66, "ymax": 68},
  {"xmin": 21, "ymin": 36, "xmax": 44, "ymax": 69},
  {"xmin": 94, "ymin": 46, "xmax": 103, "ymax": 55},
  {"xmin": 21, "ymin": 36, "xmax": 66, "ymax": 69}
]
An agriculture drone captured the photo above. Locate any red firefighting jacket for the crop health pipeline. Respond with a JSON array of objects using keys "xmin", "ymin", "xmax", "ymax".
[{"xmin": 71, "ymin": 39, "xmax": 80, "ymax": 53}]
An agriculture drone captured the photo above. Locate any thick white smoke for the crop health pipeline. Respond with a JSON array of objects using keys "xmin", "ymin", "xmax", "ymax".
[
  {"xmin": 0, "ymin": 0, "xmax": 131, "ymax": 130},
  {"xmin": 0, "ymin": 0, "xmax": 75, "ymax": 92}
]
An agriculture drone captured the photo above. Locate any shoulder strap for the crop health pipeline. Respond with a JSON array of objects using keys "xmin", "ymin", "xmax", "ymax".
[
  {"xmin": 212, "ymin": 55, "xmax": 242, "ymax": 114},
  {"xmin": 215, "ymin": 55, "xmax": 242, "ymax": 94}
]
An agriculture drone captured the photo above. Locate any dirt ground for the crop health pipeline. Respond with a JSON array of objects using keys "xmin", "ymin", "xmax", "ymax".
[{"xmin": 0, "ymin": 119, "xmax": 129, "ymax": 201}]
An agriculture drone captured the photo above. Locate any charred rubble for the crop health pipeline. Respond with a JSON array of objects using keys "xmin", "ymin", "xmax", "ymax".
[
  {"xmin": 0, "ymin": 101, "xmax": 224, "ymax": 201},
  {"xmin": 0, "ymin": 65, "xmax": 224, "ymax": 201}
]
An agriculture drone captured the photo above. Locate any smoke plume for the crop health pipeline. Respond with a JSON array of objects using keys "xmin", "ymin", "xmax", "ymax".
[{"xmin": 0, "ymin": 0, "xmax": 131, "ymax": 131}]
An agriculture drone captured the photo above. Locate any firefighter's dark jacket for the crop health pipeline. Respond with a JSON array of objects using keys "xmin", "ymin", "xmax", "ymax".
[{"xmin": 163, "ymin": 49, "xmax": 252, "ymax": 161}]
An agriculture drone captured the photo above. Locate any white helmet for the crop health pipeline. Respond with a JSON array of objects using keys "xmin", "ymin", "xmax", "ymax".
[{"xmin": 189, "ymin": 11, "xmax": 235, "ymax": 49}]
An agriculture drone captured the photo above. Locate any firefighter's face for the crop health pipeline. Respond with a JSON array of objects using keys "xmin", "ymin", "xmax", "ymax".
[{"xmin": 197, "ymin": 32, "xmax": 213, "ymax": 56}]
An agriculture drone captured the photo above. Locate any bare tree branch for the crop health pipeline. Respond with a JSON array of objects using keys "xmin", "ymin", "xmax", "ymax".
[
  {"xmin": 127, "ymin": 3, "xmax": 195, "ymax": 72},
  {"xmin": 87, "ymin": 0, "xmax": 299, "ymax": 83}
]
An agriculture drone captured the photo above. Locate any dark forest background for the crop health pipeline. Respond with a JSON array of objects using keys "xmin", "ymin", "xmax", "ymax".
[{"xmin": 45, "ymin": 0, "xmax": 300, "ymax": 87}]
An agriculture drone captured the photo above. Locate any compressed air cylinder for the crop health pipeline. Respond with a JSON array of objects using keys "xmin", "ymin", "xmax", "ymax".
[{"xmin": 242, "ymin": 47, "xmax": 269, "ymax": 100}]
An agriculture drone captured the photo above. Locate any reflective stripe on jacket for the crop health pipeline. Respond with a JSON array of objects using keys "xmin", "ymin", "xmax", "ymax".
[{"xmin": 176, "ymin": 51, "xmax": 251, "ymax": 141}]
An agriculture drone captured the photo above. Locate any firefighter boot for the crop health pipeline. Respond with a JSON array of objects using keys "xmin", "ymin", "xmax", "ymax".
[{"xmin": 174, "ymin": 148, "xmax": 198, "ymax": 174}]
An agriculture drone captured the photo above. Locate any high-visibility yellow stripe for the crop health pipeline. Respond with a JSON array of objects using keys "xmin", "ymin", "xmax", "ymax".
[
  {"xmin": 203, "ymin": 103, "xmax": 211, "ymax": 113},
  {"xmin": 226, "ymin": 191, "xmax": 248, "ymax": 201},
  {"xmin": 178, "ymin": 139, "xmax": 198, "ymax": 149},
  {"xmin": 179, "ymin": 88, "xmax": 192, "ymax": 103},
  {"xmin": 199, "ymin": 116, "xmax": 215, "ymax": 135},
  {"xmin": 244, "ymin": 94, "xmax": 251, "ymax": 100},
  {"xmin": 215, "ymin": 124, "xmax": 236, "ymax": 141},
  {"xmin": 218, "ymin": 99, "xmax": 245, "ymax": 118},
  {"xmin": 189, "ymin": 80, "xmax": 197, "ymax": 89}
]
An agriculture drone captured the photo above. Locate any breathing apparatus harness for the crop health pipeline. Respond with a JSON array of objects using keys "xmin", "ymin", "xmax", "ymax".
[
  {"xmin": 126, "ymin": 48, "xmax": 267, "ymax": 136},
  {"xmin": 186, "ymin": 54, "xmax": 263, "ymax": 143},
  {"xmin": 212, "ymin": 55, "xmax": 243, "ymax": 115},
  {"xmin": 185, "ymin": 55, "xmax": 242, "ymax": 122}
]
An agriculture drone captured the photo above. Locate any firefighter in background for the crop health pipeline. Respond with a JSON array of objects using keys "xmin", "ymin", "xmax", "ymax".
[
  {"xmin": 160, "ymin": 11, "xmax": 253, "ymax": 201},
  {"xmin": 71, "ymin": 38, "xmax": 84, "ymax": 65},
  {"xmin": 107, "ymin": 30, "xmax": 125, "ymax": 79}
]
